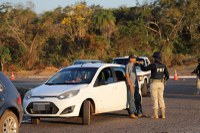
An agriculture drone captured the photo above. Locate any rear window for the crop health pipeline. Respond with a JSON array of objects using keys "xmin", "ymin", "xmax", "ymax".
[
  {"xmin": 113, "ymin": 67, "xmax": 126, "ymax": 82},
  {"xmin": 112, "ymin": 59, "xmax": 129, "ymax": 65}
]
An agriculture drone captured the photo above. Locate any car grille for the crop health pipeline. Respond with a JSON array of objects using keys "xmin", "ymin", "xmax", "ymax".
[{"xmin": 26, "ymin": 102, "xmax": 59, "ymax": 114}]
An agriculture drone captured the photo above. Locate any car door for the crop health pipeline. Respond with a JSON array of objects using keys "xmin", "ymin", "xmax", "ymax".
[
  {"xmin": 111, "ymin": 67, "xmax": 127, "ymax": 110},
  {"xmin": 93, "ymin": 67, "xmax": 119, "ymax": 113}
]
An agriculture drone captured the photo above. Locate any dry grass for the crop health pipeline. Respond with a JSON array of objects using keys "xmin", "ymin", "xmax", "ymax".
[{"xmin": 4, "ymin": 67, "xmax": 59, "ymax": 78}]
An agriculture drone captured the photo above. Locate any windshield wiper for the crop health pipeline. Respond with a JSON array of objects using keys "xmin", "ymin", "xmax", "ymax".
[
  {"xmin": 45, "ymin": 82, "xmax": 90, "ymax": 85},
  {"xmin": 45, "ymin": 83, "xmax": 55, "ymax": 85},
  {"xmin": 45, "ymin": 83, "xmax": 69, "ymax": 85}
]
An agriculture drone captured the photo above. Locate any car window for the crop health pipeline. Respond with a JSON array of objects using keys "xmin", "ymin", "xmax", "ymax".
[
  {"xmin": 95, "ymin": 68, "xmax": 114, "ymax": 86},
  {"xmin": 145, "ymin": 59, "xmax": 150, "ymax": 66},
  {"xmin": 136, "ymin": 58, "xmax": 145, "ymax": 66},
  {"xmin": 112, "ymin": 58, "xmax": 129, "ymax": 65},
  {"xmin": 113, "ymin": 67, "xmax": 125, "ymax": 82},
  {"xmin": 73, "ymin": 61, "xmax": 83, "ymax": 65}
]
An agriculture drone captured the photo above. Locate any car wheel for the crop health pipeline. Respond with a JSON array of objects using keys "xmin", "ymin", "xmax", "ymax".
[
  {"xmin": 0, "ymin": 110, "xmax": 19, "ymax": 133},
  {"xmin": 31, "ymin": 117, "xmax": 40, "ymax": 124},
  {"xmin": 82, "ymin": 100, "xmax": 91, "ymax": 125},
  {"xmin": 141, "ymin": 80, "xmax": 147, "ymax": 97}
]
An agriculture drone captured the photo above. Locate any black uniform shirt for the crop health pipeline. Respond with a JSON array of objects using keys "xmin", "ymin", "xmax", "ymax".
[
  {"xmin": 194, "ymin": 64, "xmax": 200, "ymax": 77},
  {"xmin": 141, "ymin": 61, "xmax": 169, "ymax": 80}
]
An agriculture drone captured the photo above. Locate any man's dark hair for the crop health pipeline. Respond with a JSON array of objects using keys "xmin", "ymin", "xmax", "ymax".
[{"xmin": 129, "ymin": 54, "xmax": 136, "ymax": 60}]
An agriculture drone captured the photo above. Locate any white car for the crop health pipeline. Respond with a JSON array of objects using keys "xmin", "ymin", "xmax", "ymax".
[
  {"xmin": 112, "ymin": 56, "xmax": 151, "ymax": 96},
  {"xmin": 23, "ymin": 63, "xmax": 128, "ymax": 125}
]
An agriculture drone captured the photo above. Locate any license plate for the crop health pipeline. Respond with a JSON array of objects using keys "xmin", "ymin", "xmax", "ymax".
[{"xmin": 33, "ymin": 103, "xmax": 50, "ymax": 111}]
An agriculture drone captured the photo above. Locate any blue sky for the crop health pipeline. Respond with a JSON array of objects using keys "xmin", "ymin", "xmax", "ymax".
[{"xmin": 0, "ymin": 0, "xmax": 154, "ymax": 14}]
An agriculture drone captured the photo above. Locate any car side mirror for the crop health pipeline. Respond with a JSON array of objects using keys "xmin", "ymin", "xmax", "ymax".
[{"xmin": 98, "ymin": 80, "xmax": 108, "ymax": 85}]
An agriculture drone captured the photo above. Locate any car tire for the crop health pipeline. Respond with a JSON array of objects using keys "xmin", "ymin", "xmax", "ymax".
[
  {"xmin": 141, "ymin": 80, "xmax": 147, "ymax": 97},
  {"xmin": 0, "ymin": 110, "xmax": 19, "ymax": 133},
  {"xmin": 31, "ymin": 117, "xmax": 40, "ymax": 124},
  {"xmin": 82, "ymin": 100, "xmax": 91, "ymax": 125}
]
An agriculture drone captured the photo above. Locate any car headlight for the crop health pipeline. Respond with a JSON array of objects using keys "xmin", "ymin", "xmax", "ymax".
[
  {"xmin": 138, "ymin": 76, "xmax": 144, "ymax": 81},
  {"xmin": 24, "ymin": 91, "xmax": 32, "ymax": 100},
  {"xmin": 58, "ymin": 90, "xmax": 80, "ymax": 100}
]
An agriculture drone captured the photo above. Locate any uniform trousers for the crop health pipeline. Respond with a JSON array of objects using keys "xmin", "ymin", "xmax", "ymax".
[
  {"xmin": 150, "ymin": 80, "xmax": 165, "ymax": 109},
  {"xmin": 196, "ymin": 77, "xmax": 200, "ymax": 94}
]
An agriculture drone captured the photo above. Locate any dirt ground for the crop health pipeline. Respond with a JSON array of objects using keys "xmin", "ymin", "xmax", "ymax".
[{"xmin": 168, "ymin": 64, "xmax": 197, "ymax": 76}]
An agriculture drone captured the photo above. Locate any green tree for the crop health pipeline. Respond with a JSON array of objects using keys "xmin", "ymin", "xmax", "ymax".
[
  {"xmin": 4, "ymin": 5, "xmax": 51, "ymax": 69},
  {"xmin": 0, "ymin": 45, "xmax": 11, "ymax": 72},
  {"xmin": 93, "ymin": 10, "xmax": 116, "ymax": 44},
  {"xmin": 61, "ymin": 3, "xmax": 93, "ymax": 42}
]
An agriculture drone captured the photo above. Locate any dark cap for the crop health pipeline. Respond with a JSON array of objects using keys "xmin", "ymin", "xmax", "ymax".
[
  {"xmin": 152, "ymin": 51, "xmax": 162, "ymax": 59},
  {"xmin": 129, "ymin": 54, "xmax": 137, "ymax": 59}
]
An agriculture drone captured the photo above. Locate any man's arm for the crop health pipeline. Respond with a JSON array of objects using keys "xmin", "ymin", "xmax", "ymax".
[
  {"xmin": 192, "ymin": 65, "xmax": 199, "ymax": 75},
  {"xmin": 125, "ymin": 65, "xmax": 134, "ymax": 93},
  {"xmin": 125, "ymin": 73, "xmax": 134, "ymax": 93},
  {"xmin": 197, "ymin": 65, "xmax": 200, "ymax": 76},
  {"xmin": 164, "ymin": 65, "xmax": 169, "ymax": 80},
  {"xmin": 141, "ymin": 64, "xmax": 153, "ymax": 71}
]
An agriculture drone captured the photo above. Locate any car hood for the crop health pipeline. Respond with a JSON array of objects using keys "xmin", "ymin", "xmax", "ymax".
[{"xmin": 31, "ymin": 84, "xmax": 88, "ymax": 96}]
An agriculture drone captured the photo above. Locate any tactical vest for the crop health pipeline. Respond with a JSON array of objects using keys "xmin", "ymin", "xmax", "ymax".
[
  {"xmin": 151, "ymin": 63, "xmax": 165, "ymax": 79},
  {"xmin": 197, "ymin": 64, "xmax": 200, "ymax": 77}
]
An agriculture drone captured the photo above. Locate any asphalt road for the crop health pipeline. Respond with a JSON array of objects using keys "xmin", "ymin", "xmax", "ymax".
[{"xmin": 13, "ymin": 78, "xmax": 200, "ymax": 133}]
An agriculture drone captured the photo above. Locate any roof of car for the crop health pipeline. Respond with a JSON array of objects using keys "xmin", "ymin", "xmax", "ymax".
[
  {"xmin": 137, "ymin": 56, "xmax": 149, "ymax": 59},
  {"xmin": 113, "ymin": 56, "xmax": 149, "ymax": 60},
  {"xmin": 72, "ymin": 60, "xmax": 103, "ymax": 64},
  {"xmin": 65, "ymin": 63, "xmax": 123, "ymax": 69}
]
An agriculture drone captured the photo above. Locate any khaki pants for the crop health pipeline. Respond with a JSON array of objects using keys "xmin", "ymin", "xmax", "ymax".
[
  {"xmin": 197, "ymin": 77, "xmax": 200, "ymax": 90},
  {"xmin": 150, "ymin": 81, "xmax": 165, "ymax": 109},
  {"xmin": 196, "ymin": 77, "xmax": 200, "ymax": 94}
]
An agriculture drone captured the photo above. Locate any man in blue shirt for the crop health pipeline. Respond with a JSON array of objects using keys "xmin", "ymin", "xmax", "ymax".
[{"xmin": 125, "ymin": 55, "xmax": 140, "ymax": 119}]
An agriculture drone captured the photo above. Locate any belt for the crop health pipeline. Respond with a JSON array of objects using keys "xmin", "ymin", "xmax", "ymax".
[{"xmin": 151, "ymin": 79, "xmax": 164, "ymax": 82}]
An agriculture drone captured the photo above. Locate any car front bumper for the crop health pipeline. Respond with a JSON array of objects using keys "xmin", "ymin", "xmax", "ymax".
[{"xmin": 23, "ymin": 97, "xmax": 82, "ymax": 118}]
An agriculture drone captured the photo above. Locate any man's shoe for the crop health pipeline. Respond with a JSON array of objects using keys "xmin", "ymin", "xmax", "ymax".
[
  {"xmin": 137, "ymin": 114, "xmax": 143, "ymax": 118},
  {"xmin": 129, "ymin": 114, "xmax": 138, "ymax": 119}
]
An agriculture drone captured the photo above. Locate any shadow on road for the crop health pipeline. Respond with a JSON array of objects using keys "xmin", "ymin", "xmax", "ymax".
[
  {"xmin": 22, "ymin": 117, "xmax": 83, "ymax": 125},
  {"xmin": 101, "ymin": 112, "xmax": 128, "ymax": 118},
  {"xmin": 164, "ymin": 93, "xmax": 200, "ymax": 100}
]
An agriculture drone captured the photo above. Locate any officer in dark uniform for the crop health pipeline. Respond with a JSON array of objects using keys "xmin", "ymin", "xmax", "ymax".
[
  {"xmin": 140, "ymin": 52, "xmax": 169, "ymax": 119},
  {"xmin": 192, "ymin": 58, "xmax": 200, "ymax": 95}
]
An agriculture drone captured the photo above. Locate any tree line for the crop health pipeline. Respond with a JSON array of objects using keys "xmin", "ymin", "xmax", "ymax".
[{"xmin": 0, "ymin": 0, "xmax": 199, "ymax": 72}]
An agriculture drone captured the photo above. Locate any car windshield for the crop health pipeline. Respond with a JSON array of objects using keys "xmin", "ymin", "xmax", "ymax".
[{"xmin": 46, "ymin": 68, "xmax": 97, "ymax": 85}]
